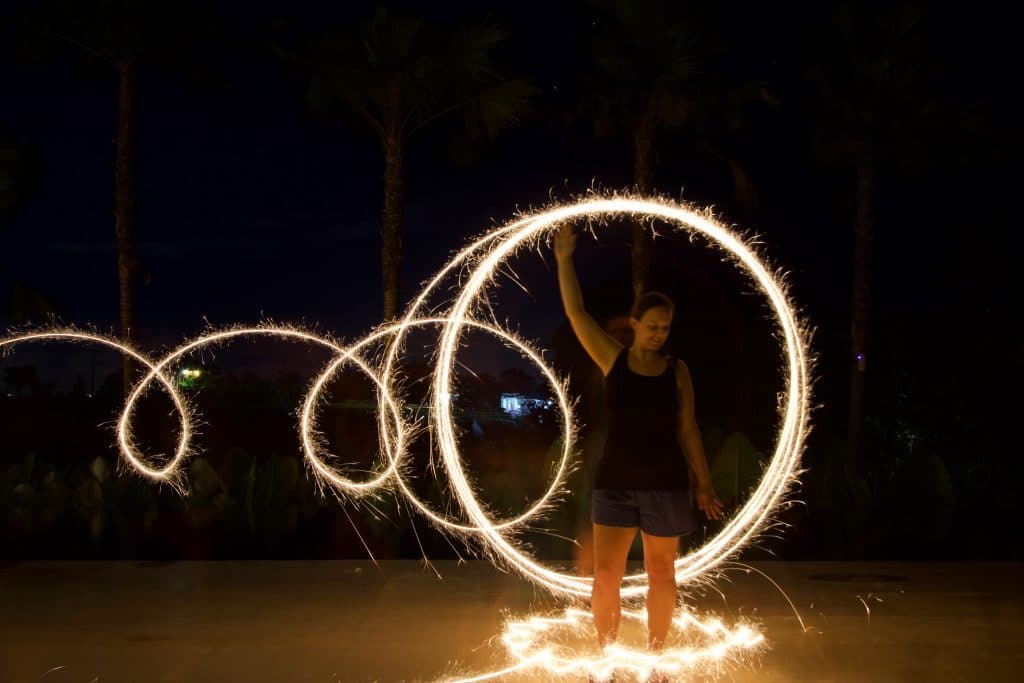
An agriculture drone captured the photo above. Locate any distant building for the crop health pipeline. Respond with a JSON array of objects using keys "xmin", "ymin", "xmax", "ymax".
[{"xmin": 499, "ymin": 393, "xmax": 552, "ymax": 416}]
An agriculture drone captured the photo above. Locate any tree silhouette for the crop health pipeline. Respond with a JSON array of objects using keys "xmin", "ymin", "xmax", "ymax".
[
  {"xmin": 303, "ymin": 7, "xmax": 534, "ymax": 319},
  {"xmin": 803, "ymin": 2, "xmax": 939, "ymax": 462},
  {"xmin": 23, "ymin": 0, "xmax": 221, "ymax": 394},
  {"xmin": 584, "ymin": 0, "xmax": 763, "ymax": 296}
]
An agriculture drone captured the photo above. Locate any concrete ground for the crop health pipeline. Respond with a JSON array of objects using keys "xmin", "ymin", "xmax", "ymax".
[{"xmin": 1, "ymin": 560, "xmax": 1021, "ymax": 682}]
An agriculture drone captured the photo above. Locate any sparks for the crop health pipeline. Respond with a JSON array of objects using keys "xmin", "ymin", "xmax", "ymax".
[
  {"xmin": 444, "ymin": 607, "xmax": 765, "ymax": 682},
  {"xmin": 1, "ymin": 194, "xmax": 812, "ymax": 682},
  {"xmin": 421, "ymin": 196, "xmax": 812, "ymax": 598}
]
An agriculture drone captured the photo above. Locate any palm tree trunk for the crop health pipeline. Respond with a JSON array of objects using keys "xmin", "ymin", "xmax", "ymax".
[
  {"xmin": 381, "ymin": 130, "xmax": 404, "ymax": 320},
  {"xmin": 115, "ymin": 53, "xmax": 137, "ymax": 398},
  {"xmin": 631, "ymin": 120, "xmax": 655, "ymax": 299},
  {"xmin": 848, "ymin": 153, "xmax": 874, "ymax": 463},
  {"xmin": 727, "ymin": 158, "xmax": 756, "ymax": 215},
  {"xmin": 699, "ymin": 139, "xmax": 757, "ymax": 217}
]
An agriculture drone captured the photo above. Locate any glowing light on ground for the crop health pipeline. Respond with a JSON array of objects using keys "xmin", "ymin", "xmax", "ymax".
[
  {"xmin": 1, "ymin": 194, "xmax": 811, "ymax": 682},
  {"xmin": 444, "ymin": 607, "xmax": 764, "ymax": 682}
]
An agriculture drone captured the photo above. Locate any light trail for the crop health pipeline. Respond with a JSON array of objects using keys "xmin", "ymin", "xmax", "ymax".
[
  {"xmin": 0, "ymin": 320, "xmax": 572, "ymax": 525},
  {"xmin": 1, "ymin": 194, "xmax": 811, "ymax": 682},
  {"xmin": 0, "ymin": 330, "xmax": 193, "ymax": 491},
  {"xmin": 726, "ymin": 561, "xmax": 810, "ymax": 633},
  {"xmin": 443, "ymin": 608, "xmax": 764, "ymax": 683},
  {"xmin": 427, "ymin": 196, "xmax": 811, "ymax": 599}
]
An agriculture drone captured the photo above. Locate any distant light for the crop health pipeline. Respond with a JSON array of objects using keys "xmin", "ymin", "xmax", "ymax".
[{"xmin": 855, "ymin": 353, "xmax": 864, "ymax": 361}]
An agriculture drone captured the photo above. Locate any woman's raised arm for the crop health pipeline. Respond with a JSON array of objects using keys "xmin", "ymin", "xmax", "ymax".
[{"xmin": 554, "ymin": 225, "xmax": 623, "ymax": 376}]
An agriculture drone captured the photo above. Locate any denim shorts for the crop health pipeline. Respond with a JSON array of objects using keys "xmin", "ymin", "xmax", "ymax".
[{"xmin": 591, "ymin": 489, "xmax": 696, "ymax": 537}]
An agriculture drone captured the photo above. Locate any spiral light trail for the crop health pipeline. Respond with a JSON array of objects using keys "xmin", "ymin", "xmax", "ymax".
[{"xmin": 1, "ymin": 194, "xmax": 811, "ymax": 682}]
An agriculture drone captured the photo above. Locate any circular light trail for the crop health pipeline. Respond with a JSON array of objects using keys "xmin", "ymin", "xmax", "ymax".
[
  {"xmin": 425, "ymin": 196, "xmax": 811, "ymax": 598},
  {"xmin": 1, "ymin": 194, "xmax": 811, "ymax": 681},
  {"xmin": 444, "ymin": 607, "xmax": 765, "ymax": 682}
]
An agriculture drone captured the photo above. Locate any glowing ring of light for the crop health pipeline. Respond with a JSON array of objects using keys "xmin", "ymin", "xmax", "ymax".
[
  {"xmin": 482, "ymin": 607, "xmax": 764, "ymax": 683},
  {"xmin": 429, "ymin": 196, "xmax": 811, "ymax": 599},
  {"xmin": 303, "ymin": 317, "xmax": 575, "ymax": 532},
  {"xmin": 0, "ymin": 195, "xmax": 810, "ymax": 604}
]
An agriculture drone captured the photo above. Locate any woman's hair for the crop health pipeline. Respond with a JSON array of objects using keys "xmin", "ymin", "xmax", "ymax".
[{"xmin": 630, "ymin": 291, "xmax": 675, "ymax": 320}]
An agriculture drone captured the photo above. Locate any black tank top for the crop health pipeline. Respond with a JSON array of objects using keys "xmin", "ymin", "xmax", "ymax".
[{"xmin": 593, "ymin": 349, "xmax": 690, "ymax": 490}]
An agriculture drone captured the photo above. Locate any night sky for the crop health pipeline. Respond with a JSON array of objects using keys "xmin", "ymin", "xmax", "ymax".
[
  {"xmin": 2, "ymin": 0, "xmax": 1024, "ymax": 571},
  {"xmin": 0, "ymin": 0, "xmax": 1018, "ymax": 402}
]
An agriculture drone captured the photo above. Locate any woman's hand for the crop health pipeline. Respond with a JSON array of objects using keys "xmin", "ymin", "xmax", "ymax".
[
  {"xmin": 554, "ymin": 224, "xmax": 577, "ymax": 261},
  {"xmin": 695, "ymin": 483, "xmax": 724, "ymax": 521}
]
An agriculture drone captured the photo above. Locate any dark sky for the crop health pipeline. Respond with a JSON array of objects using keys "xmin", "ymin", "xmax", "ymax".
[{"xmin": 0, "ymin": 0, "xmax": 1017, "ymax": 395}]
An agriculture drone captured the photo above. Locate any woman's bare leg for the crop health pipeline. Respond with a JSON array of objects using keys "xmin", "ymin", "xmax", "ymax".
[
  {"xmin": 591, "ymin": 523, "xmax": 637, "ymax": 647},
  {"xmin": 641, "ymin": 531, "xmax": 680, "ymax": 651}
]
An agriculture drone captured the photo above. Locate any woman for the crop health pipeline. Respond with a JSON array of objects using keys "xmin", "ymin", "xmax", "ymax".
[{"xmin": 554, "ymin": 224, "xmax": 724, "ymax": 656}]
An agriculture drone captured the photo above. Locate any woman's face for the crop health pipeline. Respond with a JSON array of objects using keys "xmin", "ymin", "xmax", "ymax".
[{"xmin": 630, "ymin": 306, "xmax": 672, "ymax": 351}]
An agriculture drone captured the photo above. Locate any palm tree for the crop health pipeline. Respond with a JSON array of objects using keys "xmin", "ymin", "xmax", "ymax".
[
  {"xmin": 804, "ymin": 3, "xmax": 938, "ymax": 462},
  {"xmin": 27, "ymin": 0, "xmax": 219, "ymax": 394},
  {"xmin": 304, "ymin": 7, "xmax": 534, "ymax": 319},
  {"xmin": 584, "ymin": 0, "xmax": 761, "ymax": 297},
  {"xmin": 25, "ymin": 0, "xmax": 146, "ymax": 395}
]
